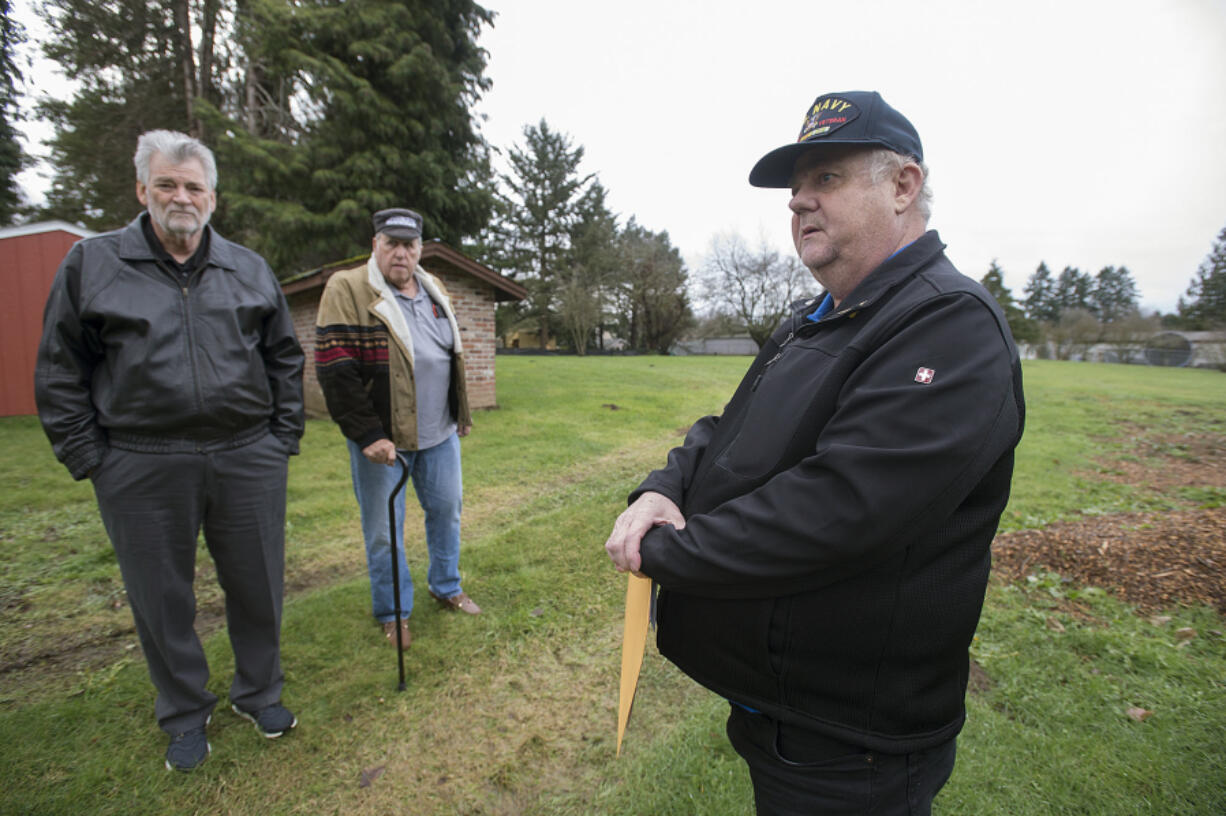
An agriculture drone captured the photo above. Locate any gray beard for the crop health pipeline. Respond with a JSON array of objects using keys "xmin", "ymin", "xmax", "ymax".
[{"xmin": 150, "ymin": 207, "xmax": 211, "ymax": 239}]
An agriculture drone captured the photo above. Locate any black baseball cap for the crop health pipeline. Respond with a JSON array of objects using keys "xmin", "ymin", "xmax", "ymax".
[
  {"xmin": 372, "ymin": 208, "xmax": 423, "ymax": 240},
  {"xmin": 748, "ymin": 91, "xmax": 923, "ymax": 188}
]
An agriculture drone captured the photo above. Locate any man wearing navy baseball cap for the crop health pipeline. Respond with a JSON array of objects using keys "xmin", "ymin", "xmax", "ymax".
[{"xmin": 606, "ymin": 91, "xmax": 1025, "ymax": 814}]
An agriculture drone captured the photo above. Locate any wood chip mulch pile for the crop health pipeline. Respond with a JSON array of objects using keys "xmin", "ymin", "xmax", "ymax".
[
  {"xmin": 991, "ymin": 507, "xmax": 1226, "ymax": 614},
  {"xmin": 990, "ymin": 429, "xmax": 1226, "ymax": 615}
]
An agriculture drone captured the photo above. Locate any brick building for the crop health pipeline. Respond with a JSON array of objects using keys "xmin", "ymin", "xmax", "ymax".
[{"xmin": 281, "ymin": 240, "xmax": 526, "ymax": 417}]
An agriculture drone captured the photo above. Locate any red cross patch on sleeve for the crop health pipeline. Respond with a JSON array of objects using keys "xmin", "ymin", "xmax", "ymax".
[{"xmin": 914, "ymin": 367, "xmax": 935, "ymax": 384}]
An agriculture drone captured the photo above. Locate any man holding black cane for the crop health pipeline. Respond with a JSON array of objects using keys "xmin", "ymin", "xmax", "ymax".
[{"xmin": 315, "ymin": 208, "xmax": 480, "ymax": 654}]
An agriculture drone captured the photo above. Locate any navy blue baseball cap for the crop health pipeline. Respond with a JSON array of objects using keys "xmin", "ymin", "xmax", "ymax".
[{"xmin": 749, "ymin": 91, "xmax": 923, "ymax": 188}]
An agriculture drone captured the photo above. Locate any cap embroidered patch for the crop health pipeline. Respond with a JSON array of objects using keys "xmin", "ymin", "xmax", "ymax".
[
  {"xmin": 914, "ymin": 367, "xmax": 935, "ymax": 384},
  {"xmin": 798, "ymin": 96, "xmax": 861, "ymax": 143},
  {"xmin": 386, "ymin": 215, "xmax": 419, "ymax": 228}
]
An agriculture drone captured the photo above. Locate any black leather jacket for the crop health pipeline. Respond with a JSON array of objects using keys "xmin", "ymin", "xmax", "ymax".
[
  {"xmin": 35, "ymin": 215, "xmax": 305, "ymax": 480},
  {"xmin": 634, "ymin": 231, "xmax": 1025, "ymax": 753}
]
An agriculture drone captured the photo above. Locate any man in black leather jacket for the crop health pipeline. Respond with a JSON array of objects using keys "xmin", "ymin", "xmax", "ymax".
[
  {"xmin": 35, "ymin": 130, "xmax": 304, "ymax": 772},
  {"xmin": 606, "ymin": 92, "xmax": 1025, "ymax": 815}
]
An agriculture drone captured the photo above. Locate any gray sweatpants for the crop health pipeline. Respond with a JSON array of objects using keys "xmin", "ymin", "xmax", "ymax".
[{"xmin": 91, "ymin": 432, "xmax": 289, "ymax": 735}]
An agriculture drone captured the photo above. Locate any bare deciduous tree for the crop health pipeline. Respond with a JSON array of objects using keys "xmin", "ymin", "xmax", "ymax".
[{"xmin": 698, "ymin": 232, "xmax": 813, "ymax": 349}]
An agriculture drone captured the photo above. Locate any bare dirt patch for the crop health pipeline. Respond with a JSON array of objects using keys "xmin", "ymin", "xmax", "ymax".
[
  {"xmin": 1093, "ymin": 428, "xmax": 1226, "ymax": 493},
  {"xmin": 0, "ymin": 561, "xmax": 362, "ymax": 693}
]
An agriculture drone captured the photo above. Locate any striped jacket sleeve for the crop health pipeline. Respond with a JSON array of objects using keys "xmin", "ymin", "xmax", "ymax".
[{"xmin": 314, "ymin": 274, "xmax": 390, "ymax": 448}]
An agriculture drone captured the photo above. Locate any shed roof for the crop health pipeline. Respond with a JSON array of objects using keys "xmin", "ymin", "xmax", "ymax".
[
  {"xmin": 281, "ymin": 239, "xmax": 526, "ymax": 303},
  {"xmin": 0, "ymin": 220, "xmax": 96, "ymax": 241}
]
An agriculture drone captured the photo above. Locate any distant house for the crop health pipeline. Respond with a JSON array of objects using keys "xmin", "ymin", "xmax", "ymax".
[
  {"xmin": 0, "ymin": 221, "xmax": 96, "ymax": 417},
  {"xmin": 502, "ymin": 329, "xmax": 557, "ymax": 351},
  {"xmin": 671, "ymin": 335, "xmax": 760, "ymax": 356},
  {"xmin": 281, "ymin": 240, "xmax": 527, "ymax": 417}
]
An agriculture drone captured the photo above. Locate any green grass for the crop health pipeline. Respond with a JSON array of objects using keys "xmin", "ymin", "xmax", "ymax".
[
  {"xmin": 1004, "ymin": 361, "xmax": 1226, "ymax": 529},
  {"xmin": 1, "ymin": 357, "xmax": 1224, "ymax": 814}
]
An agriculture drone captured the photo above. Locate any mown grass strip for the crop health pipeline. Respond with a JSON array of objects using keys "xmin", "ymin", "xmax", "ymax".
[{"xmin": 1, "ymin": 357, "xmax": 1224, "ymax": 814}]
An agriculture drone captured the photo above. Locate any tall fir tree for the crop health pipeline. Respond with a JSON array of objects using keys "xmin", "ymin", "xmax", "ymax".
[
  {"xmin": 616, "ymin": 218, "xmax": 691, "ymax": 353},
  {"xmin": 1023, "ymin": 261, "xmax": 1058, "ymax": 322},
  {"xmin": 490, "ymin": 119, "xmax": 593, "ymax": 347},
  {"xmin": 561, "ymin": 180, "xmax": 619, "ymax": 353},
  {"xmin": 980, "ymin": 260, "xmax": 1037, "ymax": 343},
  {"xmin": 1178, "ymin": 224, "xmax": 1226, "ymax": 329},
  {"xmin": 1089, "ymin": 265, "xmax": 1139, "ymax": 323},
  {"xmin": 218, "ymin": 0, "xmax": 495, "ymax": 271},
  {"xmin": 37, "ymin": 0, "xmax": 494, "ymax": 272},
  {"xmin": 38, "ymin": 0, "xmax": 206, "ymax": 228},
  {"xmin": 0, "ymin": 0, "xmax": 24, "ymax": 223},
  {"xmin": 1053, "ymin": 266, "xmax": 1094, "ymax": 313}
]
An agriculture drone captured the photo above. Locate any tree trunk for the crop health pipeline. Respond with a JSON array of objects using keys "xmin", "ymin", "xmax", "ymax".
[
  {"xmin": 198, "ymin": 0, "xmax": 220, "ymax": 108},
  {"xmin": 172, "ymin": 0, "xmax": 197, "ymax": 135}
]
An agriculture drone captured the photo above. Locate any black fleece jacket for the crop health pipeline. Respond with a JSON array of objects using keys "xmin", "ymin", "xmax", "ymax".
[{"xmin": 634, "ymin": 231, "xmax": 1025, "ymax": 753}]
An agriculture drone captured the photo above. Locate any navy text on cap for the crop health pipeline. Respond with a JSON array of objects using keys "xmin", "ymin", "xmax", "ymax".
[{"xmin": 748, "ymin": 91, "xmax": 923, "ymax": 188}]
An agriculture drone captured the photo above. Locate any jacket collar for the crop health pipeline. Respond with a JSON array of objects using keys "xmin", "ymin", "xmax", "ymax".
[
  {"xmin": 117, "ymin": 214, "xmax": 239, "ymax": 271},
  {"xmin": 363, "ymin": 255, "xmax": 464, "ymax": 355},
  {"xmin": 803, "ymin": 230, "xmax": 946, "ymax": 321}
]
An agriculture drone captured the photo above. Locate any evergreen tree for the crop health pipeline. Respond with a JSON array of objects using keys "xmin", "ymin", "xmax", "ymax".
[
  {"xmin": 616, "ymin": 218, "xmax": 691, "ymax": 353},
  {"xmin": 1089, "ymin": 265, "xmax": 1139, "ymax": 323},
  {"xmin": 1053, "ymin": 266, "xmax": 1093, "ymax": 313},
  {"xmin": 0, "ymin": 0, "xmax": 25, "ymax": 223},
  {"xmin": 1023, "ymin": 261, "xmax": 1058, "ymax": 322},
  {"xmin": 218, "ymin": 0, "xmax": 495, "ymax": 270},
  {"xmin": 1178, "ymin": 224, "xmax": 1226, "ymax": 329},
  {"xmin": 490, "ymin": 119, "xmax": 593, "ymax": 347},
  {"xmin": 38, "ymin": 0, "xmax": 198, "ymax": 228},
  {"xmin": 562, "ymin": 180, "xmax": 619, "ymax": 353},
  {"xmin": 980, "ymin": 260, "xmax": 1037, "ymax": 343},
  {"xmin": 37, "ymin": 0, "xmax": 494, "ymax": 272}
]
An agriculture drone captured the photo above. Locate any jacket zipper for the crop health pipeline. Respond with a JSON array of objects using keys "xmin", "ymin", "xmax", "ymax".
[
  {"xmin": 182, "ymin": 285, "xmax": 205, "ymax": 420},
  {"xmin": 174, "ymin": 274, "xmax": 206, "ymax": 424},
  {"xmin": 751, "ymin": 329, "xmax": 795, "ymax": 391}
]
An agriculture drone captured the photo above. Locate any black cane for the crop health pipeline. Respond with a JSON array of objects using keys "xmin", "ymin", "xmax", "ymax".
[{"xmin": 388, "ymin": 452, "xmax": 411, "ymax": 691}]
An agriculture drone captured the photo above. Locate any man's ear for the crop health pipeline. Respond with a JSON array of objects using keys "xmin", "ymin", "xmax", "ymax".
[
  {"xmin": 135, "ymin": 181, "xmax": 148, "ymax": 207},
  {"xmin": 894, "ymin": 162, "xmax": 924, "ymax": 214}
]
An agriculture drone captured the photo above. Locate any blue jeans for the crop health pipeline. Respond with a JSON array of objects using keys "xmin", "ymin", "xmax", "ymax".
[{"xmin": 347, "ymin": 433, "xmax": 464, "ymax": 622}]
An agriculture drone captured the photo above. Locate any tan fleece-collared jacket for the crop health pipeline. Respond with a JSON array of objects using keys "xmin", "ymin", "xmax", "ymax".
[{"xmin": 315, "ymin": 254, "xmax": 471, "ymax": 450}]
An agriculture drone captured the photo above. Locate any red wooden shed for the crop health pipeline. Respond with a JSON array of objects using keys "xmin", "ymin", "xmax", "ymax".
[{"xmin": 0, "ymin": 221, "xmax": 95, "ymax": 417}]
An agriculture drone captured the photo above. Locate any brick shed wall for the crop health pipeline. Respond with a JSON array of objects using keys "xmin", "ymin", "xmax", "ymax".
[{"xmin": 287, "ymin": 261, "xmax": 500, "ymax": 420}]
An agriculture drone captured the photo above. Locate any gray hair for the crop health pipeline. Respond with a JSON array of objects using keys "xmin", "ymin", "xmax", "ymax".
[
  {"xmin": 133, "ymin": 130, "xmax": 218, "ymax": 190},
  {"xmin": 867, "ymin": 149, "xmax": 932, "ymax": 222}
]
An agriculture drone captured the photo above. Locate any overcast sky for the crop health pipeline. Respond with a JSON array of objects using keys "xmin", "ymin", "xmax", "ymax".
[
  {"xmin": 15, "ymin": 0, "xmax": 1226, "ymax": 313},
  {"xmin": 474, "ymin": 0, "xmax": 1226, "ymax": 313}
]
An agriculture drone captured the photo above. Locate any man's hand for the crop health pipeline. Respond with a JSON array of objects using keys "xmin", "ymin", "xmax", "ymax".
[
  {"xmin": 604, "ymin": 491, "xmax": 685, "ymax": 575},
  {"xmin": 458, "ymin": 424, "xmax": 472, "ymax": 438},
  {"xmin": 362, "ymin": 438, "xmax": 397, "ymax": 465}
]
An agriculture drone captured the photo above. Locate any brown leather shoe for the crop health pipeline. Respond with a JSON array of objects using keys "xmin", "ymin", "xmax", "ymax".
[
  {"xmin": 382, "ymin": 619, "xmax": 411, "ymax": 649},
  {"xmin": 428, "ymin": 590, "xmax": 482, "ymax": 615}
]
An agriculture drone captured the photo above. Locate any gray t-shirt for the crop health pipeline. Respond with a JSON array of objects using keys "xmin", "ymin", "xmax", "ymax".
[{"xmin": 393, "ymin": 278, "xmax": 456, "ymax": 449}]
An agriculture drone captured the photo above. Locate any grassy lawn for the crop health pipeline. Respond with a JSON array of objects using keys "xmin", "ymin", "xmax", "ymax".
[{"xmin": 1, "ymin": 357, "xmax": 1224, "ymax": 814}]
